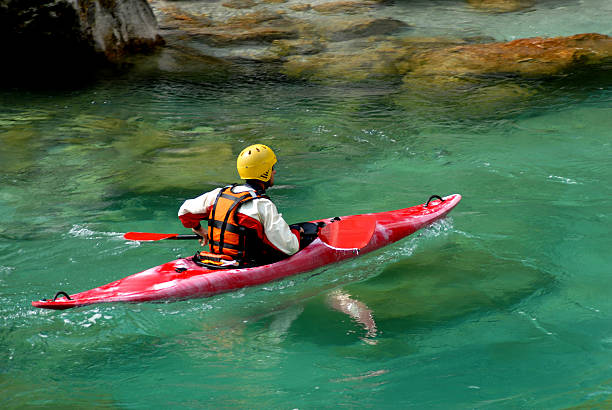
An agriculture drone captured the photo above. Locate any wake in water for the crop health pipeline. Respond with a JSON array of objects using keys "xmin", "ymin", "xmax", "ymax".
[{"xmin": 67, "ymin": 225, "xmax": 124, "ymax": 240}]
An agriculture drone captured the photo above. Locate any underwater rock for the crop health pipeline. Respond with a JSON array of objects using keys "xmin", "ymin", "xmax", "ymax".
[
  {"xmin": 312, "ymin": 1, "xmax": 381, "ymax": 14},
  {"xmin": 466, "ymin": 0, "xmax": 535, "ymax": 13},
  {"xmin": 271, "ymin": 38, "xmax": 327, "ymax": 57},
  {"xmin": 340, "ymin": 242, "xmax": 552, "ymax": 328},
  {"xmin": 151, "ymin": 45, "xmax": 232, "ymax": 76},
  {"xmin": 321, "ymin": 17, "xmax": 409, "ymax": 42},
  {"xmin": 281, "ymin": 36, "xmax": 466, "ymax": 81},
  {"xmin": 119, "ymin": 143, "xmax": 236, "ymax": 193},
  {"xmin": 394, "ymin": 80, "xmax": 535, "ymax": 120},
  {"xmin": 282, "ymin": 47, "xmax": 399, "ymax": 81},
  {"xmin": 0, "ymin": 0, "xmax": 163, "ymax": 80},
  {"xmin": 0, "ymin": 127, "xmax": 41, "ymax": 173}
]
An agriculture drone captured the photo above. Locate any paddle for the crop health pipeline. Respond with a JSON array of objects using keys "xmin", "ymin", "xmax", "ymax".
[
  {"xmin": 124, "ymin": 216, "xmax": 376, "ymax": 249},
  {"xmin": 123, "ymin": 232, "xmax": 201, "ymax": 241}
]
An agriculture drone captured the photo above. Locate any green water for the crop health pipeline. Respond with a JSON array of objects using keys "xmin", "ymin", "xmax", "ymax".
[{"xmin": 2, "ymin": 2, "xmax": 612, "ymax": 408}]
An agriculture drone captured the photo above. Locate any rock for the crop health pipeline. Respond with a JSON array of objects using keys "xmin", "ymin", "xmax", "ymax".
[
  {"xmin": 0, "ymin": 0, "xmax": 164, "ymax": 81},
  {"xmin": 146, "ymin": 0, "xmax": 610, "ymax": 104},
  {"xmin": 466, "ymin": 0, "xmax": 535, "ymax": 13},
  {"xmin": 120, "ymin": 142, "xmax": 237, "ymax": 193},
  {"xmin": 222, "ymin": 0, "xmax": 257, "ymax": 9},
  {"xmin": 151, "ymin": 45, "xmax": 233, "ymax": 75},
  {"xmin": 282, "ymin": 36, "xmax": 467, "ymax": 81},
  {"xmin": 312, "ymin": 1, "xmax": 380, "ymax": 14},
  {"xmin": 322, "ymin": 17, "xmax": 409, "ymax": 42},
  {"xmin": 0, "ymin": 127, "xmax": 41, "ymax": 173},
  {"xmin": 185, "ymin": 26, "xmax": 300, "ymax": 46},
  {"xmin": 289, "ymin": 3, "xmax": 312, "ymax": 12},
  {"xmin": 271, "ymin": 38, "xmax": 327, "ymax": 57},
  {"xmin": 156, "ymin": 5, "xmax": 213, "ymax": 29},
  {"xmin": 282, "ymin": 33, "xmax": 612, "ymax": 84},
  {"xmin": 225, "ymin": 10, "xmax": 288, "ymax": 26},
  {"xmin": 394, "ymin": 80, "xmax": 536, "ymax": 119},
  {"xmin": 283, "ymin": 46, "xmax": 401, "ymax": 81},
  {"xmin": 341, "ymin": 242, "xmax": 551, "ymax": 327},
  {"xmin": 163, "ymin": 9, "xmax": 302, "ymax": 46},
  {"xmin": 408, "ymin": 33, "xmax": 612, "ymax": 79}
]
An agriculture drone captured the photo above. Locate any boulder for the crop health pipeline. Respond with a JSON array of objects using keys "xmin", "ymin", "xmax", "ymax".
[
  {"xmin": 321, "ymin": 17, "xmax": 409, "ymax": 42},
  {"xmin": 281, "ymin": 33, "xmax": 612, "ymax": 84},
  {"xmin": 146, "ymin": 1, "xmax": 610, "ymax": 96},
  {"xmin": 407, "ymin": 33, "xmax": 612, "ymax": 79},
  {"xmin": 159, "ymin": 8, "xmax": 302, "ymax": 46},
  {"xmin": 281, "ymin": 36, "xmax": 470, "ymax": 81},
  {"xmin": 0, "ymin": 0, "xmax": 164, "ymax": 81}
]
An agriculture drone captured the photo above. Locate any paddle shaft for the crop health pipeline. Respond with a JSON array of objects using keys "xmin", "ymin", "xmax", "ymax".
[
  {"xmin": 123, "ymin": 232, "xmax": 202, "ymax": 241},
  {"xmin": 126, "ymin": 217, "xmax": 374, "ymax": 249},
  {"xmin": 170, "ymin": 234, "xmax": 202, "ymax": 240}
]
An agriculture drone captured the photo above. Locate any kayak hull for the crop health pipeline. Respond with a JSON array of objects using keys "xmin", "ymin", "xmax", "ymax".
[{"xmin": 32, "ymin": 194, "xmax": 461, "ymax": 310}]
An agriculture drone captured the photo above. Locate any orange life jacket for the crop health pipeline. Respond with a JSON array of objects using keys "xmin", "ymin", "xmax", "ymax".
[{"xmin": 207, "ymin": 185, "xmax": 265, "ymax": 260}]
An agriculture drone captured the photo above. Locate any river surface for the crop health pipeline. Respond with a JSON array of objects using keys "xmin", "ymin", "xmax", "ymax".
[{"xmin": 1, "ymin": 1, "xmax": 612, "ymax": 408}]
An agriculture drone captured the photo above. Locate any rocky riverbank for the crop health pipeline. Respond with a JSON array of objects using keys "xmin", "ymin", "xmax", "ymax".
[
  {"xmin": 3, "ymin": 0, "xmax": 610, "ymax": 89},
  {"xmin": 149, "ymin": 0, "xmax": 611, "ymax": 87}
]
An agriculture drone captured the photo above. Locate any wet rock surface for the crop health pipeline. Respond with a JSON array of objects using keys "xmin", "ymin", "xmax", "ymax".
[
  {"xmin": 408, "ymin": 33, "xmax": 612, "ymax": 80},
  {"xmin": 466, "ymin": 0, "xmax": 536, "ymax": 13},
  {"xmin": 150, "ymin": 0, "xmax": 611, "ymax": 88},
  {"xmin": 4, "ymin": 0, "xmax": 611, "ymax": 101}
]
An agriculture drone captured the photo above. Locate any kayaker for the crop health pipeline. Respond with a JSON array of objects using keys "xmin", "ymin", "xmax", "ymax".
[{"xmin": 178, "ymin": 144, "xmax": 305, "ymax": 267}]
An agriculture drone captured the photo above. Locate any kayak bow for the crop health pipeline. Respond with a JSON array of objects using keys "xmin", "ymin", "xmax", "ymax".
[{"xmin": 32, "ymin": 194, "xmax": 461, "ymax": 310}]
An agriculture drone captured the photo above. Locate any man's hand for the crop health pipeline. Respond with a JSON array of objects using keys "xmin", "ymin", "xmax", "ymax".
[
  {"xmin": 192, "ymin": 225, "xmax": 209, "ymax": 246},
  {"xmin": 289, "ymin": 224, "xmax": 305, "ymax": 234}
]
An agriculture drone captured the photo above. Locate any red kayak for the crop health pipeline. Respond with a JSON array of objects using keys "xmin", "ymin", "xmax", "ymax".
[{"xmin": 32, "ymin": 194, "xmax": 461, "ymax": 310}]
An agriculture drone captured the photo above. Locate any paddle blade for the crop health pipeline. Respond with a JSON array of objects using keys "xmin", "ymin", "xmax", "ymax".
[
  {"xmin": 123, "ymin": 232, "xmax": 180, "ymax": 241},
  {"xmin": 319, "ymin": 215, "xmax": 376, "ymax": 250}
]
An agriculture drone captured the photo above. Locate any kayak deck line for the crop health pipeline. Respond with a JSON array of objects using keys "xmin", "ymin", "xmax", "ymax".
[{"xmin": 33, "ymin": 194, "xmax": 461, "ymax": 310}]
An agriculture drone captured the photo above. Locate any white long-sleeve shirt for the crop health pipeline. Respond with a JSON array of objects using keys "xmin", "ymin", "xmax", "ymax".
[{"xmin": 178, "ymin": 185, "xmax": 300, "ymax": 255}]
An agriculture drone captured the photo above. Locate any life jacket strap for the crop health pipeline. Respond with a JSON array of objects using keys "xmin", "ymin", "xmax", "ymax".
[
  {"xmin": 193, "ymin": 251, "xmax": 240, "ymax": 269},
  {"xmin": 208, "ymin": 185, "xmax": 263, "ymax": 259}
]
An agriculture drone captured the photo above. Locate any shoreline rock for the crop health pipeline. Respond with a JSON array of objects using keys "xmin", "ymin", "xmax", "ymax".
[
  {"xmin": 5, "ymin": 0, "xmax": 610, "ymax": 97},
  {"xmin": 1, "ymin": 0, "xmax": 164, "ymax": 82},
  {"xmin": 149, "ymin": 1, "xmax": 610, "ymax": 86},
  {"xmin": 280, "ymin": 33, "xmax": 612, "ymax": 84},
  {"xmin": 407, "ymin": 33, "xmax": 612, "ymax": 80}
]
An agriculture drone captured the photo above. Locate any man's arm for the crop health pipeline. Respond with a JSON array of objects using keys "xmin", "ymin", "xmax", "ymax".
[{"xmin": 256, "ymin": 199, "xmax": 300, "ymax": 255}]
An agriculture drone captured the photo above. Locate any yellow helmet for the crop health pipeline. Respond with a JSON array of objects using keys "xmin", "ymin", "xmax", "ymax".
[{"xmin": 236, "ymin": 144, "xmax": 277, "ymax": 182}]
